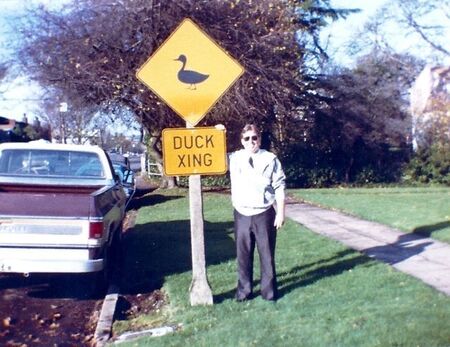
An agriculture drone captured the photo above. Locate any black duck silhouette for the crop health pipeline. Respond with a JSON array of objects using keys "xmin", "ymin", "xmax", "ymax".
[{"xmin": 174, "ymin": 54, "xmax": 209, "ymax": 90}]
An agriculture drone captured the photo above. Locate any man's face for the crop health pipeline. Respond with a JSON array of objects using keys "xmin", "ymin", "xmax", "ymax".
[{"xmin": 241, "ymin": 130, "xmax": 261, "ymax": 153}]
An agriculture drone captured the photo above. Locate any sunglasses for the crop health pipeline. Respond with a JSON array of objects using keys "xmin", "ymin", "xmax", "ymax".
[{"xmin": 243, "ymin": 135, "xmax": 258, "ymax": 142}]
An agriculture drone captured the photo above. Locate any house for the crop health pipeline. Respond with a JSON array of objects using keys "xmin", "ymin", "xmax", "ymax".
[{"xmin": 410, "ymin": 65, "xmax": 450, "ymax": 150}]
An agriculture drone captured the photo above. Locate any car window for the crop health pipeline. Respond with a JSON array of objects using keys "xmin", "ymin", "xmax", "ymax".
[{"xmin": 0, "ymin": 149, "xmax": 105, "ymax": 178}]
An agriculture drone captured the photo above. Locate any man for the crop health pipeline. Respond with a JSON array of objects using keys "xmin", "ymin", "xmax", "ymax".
[{"xmin": 228, "ymin": 124, "xmax": 286, "ymax": 301}]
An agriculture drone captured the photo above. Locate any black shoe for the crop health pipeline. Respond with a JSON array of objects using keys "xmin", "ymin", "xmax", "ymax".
[{"xmin": 236, "ymin": 293, "xmax": 252, "ymax": 302}]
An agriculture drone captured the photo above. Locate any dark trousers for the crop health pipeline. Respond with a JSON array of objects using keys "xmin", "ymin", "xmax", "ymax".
[{"xmin": 234, "ymin": 207, "xmax": 277, "ymax": 300}]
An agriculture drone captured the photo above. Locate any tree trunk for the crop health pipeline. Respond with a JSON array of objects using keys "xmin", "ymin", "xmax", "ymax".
[
  {"xmin": 345, "ymin": 155, "xmax": 354, "ymax": 183},
  {"xmin": 148, "ymin": 132, "xmax": 177, "ymax": 189}
]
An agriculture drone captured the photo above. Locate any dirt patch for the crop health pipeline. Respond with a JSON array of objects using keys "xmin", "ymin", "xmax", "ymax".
[
  {"xmin": 118, "ymin": 290, "xmax": 166, "ymax": 320},
  {"xmin": 0, "ymin": 274, "xmax": 102, "ymax": 347},
  {"xmin": 0, "ymin": 275, "xmax": 167, "ymax": 346}
]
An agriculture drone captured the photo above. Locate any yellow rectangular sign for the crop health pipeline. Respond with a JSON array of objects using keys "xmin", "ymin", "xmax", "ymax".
[{"xmin": 162, "ymin": 127, "xmax": 227, "ymax": 176}]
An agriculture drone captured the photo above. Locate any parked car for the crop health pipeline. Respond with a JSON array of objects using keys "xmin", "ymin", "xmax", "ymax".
[{"xmin": 0, "ymin": 142, "xmax": 127, "ymax": 286}]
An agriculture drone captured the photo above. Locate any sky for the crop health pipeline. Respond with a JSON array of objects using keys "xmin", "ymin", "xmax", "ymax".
[
  {"xmin": 323, "ymin": 0, "xmax": 450, "ymax": 66},
  {"xmin": 0, "ymin": 0, "xmax": 447, "ymax": 123},
  {"xmin": 0, "ymin": 0, "xmax": 70, "ymax": 123},
  {"xmin": 320, "ymin": 0, "xmax": 388, "ymax": 66}
]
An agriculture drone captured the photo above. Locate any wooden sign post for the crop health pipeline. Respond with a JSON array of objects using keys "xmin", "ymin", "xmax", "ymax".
[{"xmin": 188, "ymin": 173, "xmax": 213, "ymax": 305}]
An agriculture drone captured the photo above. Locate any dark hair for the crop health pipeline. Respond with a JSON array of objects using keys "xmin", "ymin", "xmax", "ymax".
[{"xmin": 240, "ymin": 124, "xmax": 260, "ymax": 138}]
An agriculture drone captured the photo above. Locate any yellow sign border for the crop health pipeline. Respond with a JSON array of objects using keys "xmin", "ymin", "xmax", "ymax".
[
  {"xmin": 162, "ymin": 127, "xmax": 227, "ymax": 176},
  {"xmin": 136, "ymin": 18, "xmax": 245, "ymax": 126}
]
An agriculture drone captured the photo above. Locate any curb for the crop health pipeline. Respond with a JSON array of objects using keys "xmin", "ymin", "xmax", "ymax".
[
  {"xmin": 94, "ymin": 284, "xmax": 120, "ymax": 347},
  {"xmin": 114, "ymin": 325, "xmax": 180, "ymax": 344}
]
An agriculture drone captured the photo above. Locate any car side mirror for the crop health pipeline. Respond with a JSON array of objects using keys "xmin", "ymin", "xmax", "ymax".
[{"xmin": 124, "ymin": 170, "xmax": 134, "ymax": 184}]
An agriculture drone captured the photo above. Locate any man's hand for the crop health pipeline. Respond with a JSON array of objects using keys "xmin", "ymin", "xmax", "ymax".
[
  {"xmin": 274, "ymin": 212, "xmax": 284, "ymax": 230},
  {"xmin": 274, "ymin": 198, "xmax": 285, "ymax": 230}
]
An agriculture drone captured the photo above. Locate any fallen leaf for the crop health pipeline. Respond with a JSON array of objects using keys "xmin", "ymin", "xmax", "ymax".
[
  {"xmin": 2, "ymin": 317, "xmax": 11, "ymax": 327},
  {"xmin": 49, "ymin": 322, "xmax": 60, "ymax": 329}
]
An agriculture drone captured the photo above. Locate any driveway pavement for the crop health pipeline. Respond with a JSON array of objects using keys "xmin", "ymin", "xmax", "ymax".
[{"xmin": 286, "ymin": 202, "xmax": 450, "ymax": 296}]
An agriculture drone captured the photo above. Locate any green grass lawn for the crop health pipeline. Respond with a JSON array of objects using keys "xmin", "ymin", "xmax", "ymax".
[
  {"xmin": 288, "ymin": 186, "xmax": 450, "ymax": 243},
  {"xmin": 113, "ymin": 187, "xmax": 450, "ymax": 347}
]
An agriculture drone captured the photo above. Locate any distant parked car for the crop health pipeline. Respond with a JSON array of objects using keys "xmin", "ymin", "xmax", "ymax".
[{"xmin": 108, "ymin": 152, "xmax": 130, "ymax": 170}]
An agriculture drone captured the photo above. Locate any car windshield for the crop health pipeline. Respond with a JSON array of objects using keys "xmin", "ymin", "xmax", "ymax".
[{"xmin": 0, "ymin": 149, "xmax": 105, "ymax": 178}]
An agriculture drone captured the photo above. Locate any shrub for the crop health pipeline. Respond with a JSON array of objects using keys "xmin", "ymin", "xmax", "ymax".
[
  {"xmin": 177, "ymin": 174, "xmax": 230, "ymax": 188},
  {"xmin": 402, "ymin": 144, "xmax": 450, "ymax": 185}
]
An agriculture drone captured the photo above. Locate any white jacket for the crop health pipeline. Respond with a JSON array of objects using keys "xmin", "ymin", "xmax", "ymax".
[{"xmin": 229, "ymin": 149, "xmax": 286, "ymax": 216}]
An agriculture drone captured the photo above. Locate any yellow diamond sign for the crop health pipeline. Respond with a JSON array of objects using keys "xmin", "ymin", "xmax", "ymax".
[{"xmin": 136, "ymin": 18, "xmax": 244, "ymax": 126}]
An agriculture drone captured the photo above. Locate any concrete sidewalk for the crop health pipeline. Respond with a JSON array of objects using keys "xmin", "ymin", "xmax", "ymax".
[{"xmin": 286, "ymin": 202, "xmax": 450, "ymax": 296}]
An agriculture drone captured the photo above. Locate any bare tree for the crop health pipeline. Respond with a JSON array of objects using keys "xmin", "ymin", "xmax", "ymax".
[
  {"xmin": 15, "ymin": 1, "xmax": 305, "ymax": 129},
  {"xmin": 0, "ymin": 63, "xmax": 10, "ymax": 99},
  {"xmin": 396, "ymin": 0, "xmax": 450, "ymax": 58},
  {"xmin": 0, "ymin": 64, "xmax": 7, "ymax": 82},
  {"xmin": 372, "ymin": 0, "xmax": 450, "ymax": 62}
]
